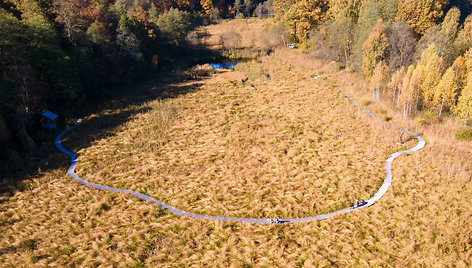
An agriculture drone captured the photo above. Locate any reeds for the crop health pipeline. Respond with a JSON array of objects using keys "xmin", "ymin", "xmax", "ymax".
[{"xmin": 1, "ymin": 20, "xmax": 471, "ymax": 267}]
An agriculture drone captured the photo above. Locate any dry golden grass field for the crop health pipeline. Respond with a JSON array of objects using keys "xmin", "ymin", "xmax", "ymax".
[
  {"xmin": 192, "ymin": 18, "xmax": 269, "ymax": 50},
  {"xmin": 1, "ymin": 19, "xmax": 472, "ymax": 267}
]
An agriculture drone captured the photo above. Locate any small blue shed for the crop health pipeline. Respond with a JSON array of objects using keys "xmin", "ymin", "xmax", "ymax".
[{"xmin": 41, "ymin": 110, "xmax": 58, "ymax": 129}]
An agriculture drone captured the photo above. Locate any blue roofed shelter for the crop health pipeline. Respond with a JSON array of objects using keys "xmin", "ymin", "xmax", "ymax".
[{"xmin": 41, "ymin": 110, "xmax": 58, "ymax": 129}]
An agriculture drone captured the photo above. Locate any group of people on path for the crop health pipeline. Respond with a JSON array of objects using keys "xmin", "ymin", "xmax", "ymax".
[{"xmin": 351, "ymin": 199, "xmax": 366, "ymax": 209}]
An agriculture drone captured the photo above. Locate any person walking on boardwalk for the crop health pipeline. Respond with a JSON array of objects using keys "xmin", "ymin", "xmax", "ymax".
[{"xmin": 352, "ymin": 199, "xmax": 359, "ymax": 209}]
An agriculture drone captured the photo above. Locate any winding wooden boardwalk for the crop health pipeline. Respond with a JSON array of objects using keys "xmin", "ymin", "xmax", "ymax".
[{"xmin": 55, "ymin": 76, "xmax": 426, "ymax": 224}]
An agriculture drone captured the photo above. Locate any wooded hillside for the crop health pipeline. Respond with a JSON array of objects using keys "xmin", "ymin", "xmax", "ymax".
[{"xmin": 1, "ymin": 0, "xmax": 472, "ymax": 175}]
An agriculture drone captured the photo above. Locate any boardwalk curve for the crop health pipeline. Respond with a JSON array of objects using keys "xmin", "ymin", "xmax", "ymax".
[{"xmin": 55, "ymin": 76, "xmax": 425, "ymax": 224}]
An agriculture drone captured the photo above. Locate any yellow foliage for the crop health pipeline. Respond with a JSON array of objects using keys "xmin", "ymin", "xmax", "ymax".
[
  {"xmin": 441, "ymin": 7, "xmax": 460, "ymax": 40},
  {"xmin": 451, "ymin": 56, "xmax": 466, "ymax": 90},
  {"xmin": 200, "ymin": 0, "xmax": 214, "ymax": 15},
  {"xmin": 416, "ymin": 44, "xmax": 444, "ymax": 106},
  {"xmin": 433, "ymin": 67, "xmax": 457, "ymax": 116},
  {"xmin": 274, "ymin": 0, "xmax": 329, "ymax": 42},
  {"xmin": 460, "ymin": 14, "xmax": 472, "ymax": 45},
  {"xmin": 387, "ymin": 67, "xmax": 405, "ymax": 106},
  {"xmin": 465, "ymin": 48, "xmax": 472, "ymax": 73},
  {"xmin": 396, "ymin": 0, "xmax": 449, "ymax": 36},
  {"xmin": 362, "ymin": 19, "xmax": 388, "ymax": 77},
  {"xmin": 398, "ymin": 65, "xmax": 417, "ymax": 118},
  {"xmin": 455, "ymin": 72, "xmax": 472, "ymax": 120},
  {"xmin": 370, "ymin": 60, "xmax": 389, "ymax": 100},
  {"xmin": 176, "ymin": 0, "xmax": 193, "ymax": 10},
  {"xmin": 327, "ymin": 0, "xmax": 363, "ymax": 21}
]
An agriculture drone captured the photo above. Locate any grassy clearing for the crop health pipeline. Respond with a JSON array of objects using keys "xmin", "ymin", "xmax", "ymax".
[
  {"xmin": 1, "ymin": 20, "xmax": 472, "ymax": 267},
  {"xmin": 192, "ymin": 18, "xmax": 270, "ymax": 50},
  {"xmin": 72, "ymin": 51, "xmax": 401, "ymax": 220}
]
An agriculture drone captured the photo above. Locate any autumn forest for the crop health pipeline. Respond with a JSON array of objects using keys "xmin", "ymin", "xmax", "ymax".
[
  {"xmin": 2, "ymin": 0, "xmax": 472, "ymax": 266},
  {"xmin": 1, "ymin": 0, "xmax": 472, "ymax": 175}
]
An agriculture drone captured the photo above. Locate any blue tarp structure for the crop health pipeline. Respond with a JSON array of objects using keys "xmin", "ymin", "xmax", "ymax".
[
  {"xmin": 41, "ymin": 110, "xmax": 58, "ymax": 129},
  {"xmin": 42, "ymin": 110, "xmax": 58, "ymax": 120},
  {"xmin": 225, "ymin": 62, "xmax": 238, "ymax": 69},
  {"xmin": 209, "ymin": 62, "xmax": 238, "ymax": 70}
]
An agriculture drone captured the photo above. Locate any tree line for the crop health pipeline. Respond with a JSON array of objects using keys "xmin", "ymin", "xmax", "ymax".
[
  {"xmin": 272, "ymin": 0, "xmax": 472, "ymax": 125},
  {"xmin": 2, "ymin": 0, "xmax": 471, "ymax": 173},
  {"xmin": 0, "ymin": 0, "xmax": 273, "ymax": 172}
]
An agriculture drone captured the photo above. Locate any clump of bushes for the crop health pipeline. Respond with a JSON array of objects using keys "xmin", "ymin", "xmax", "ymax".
[
  {"xmin": 156, "ymin": 8, "xmax": 193, "ymax": 45},
  {"xmin": 234, "ymin": 60, "xmax": 267, "ymax": 80},
  {"xmin": 361, "ymin": 99, "xmax": 372, "ymax": 106},
  {"xmin": 417, "ymin": 110, "xmax": 441, "ymax": 126},
  {"xmin": 235, "ymin": 13, "xmax": 245, "ymax": 20},
  {"xmin": 455, "ymin": 126, "xmax": 472, "ymax": 141},
  {"xmin": 261, "ymin": 23, "xmax": 289, "ymax": 49},
  {"xmin": 219, "ymin": 30, "xmax": 242, "ymax": 51}
]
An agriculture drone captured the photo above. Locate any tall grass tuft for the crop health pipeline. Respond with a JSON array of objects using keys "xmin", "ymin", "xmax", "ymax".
[{"xmin": 455, "ymin": 126, "xmax": 472, "ymax": 141}]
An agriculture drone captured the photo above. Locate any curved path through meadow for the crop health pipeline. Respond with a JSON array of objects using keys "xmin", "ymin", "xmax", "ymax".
[{"xmin": 55, "ymin": 75, "xmax": 426, "ymax": 224}]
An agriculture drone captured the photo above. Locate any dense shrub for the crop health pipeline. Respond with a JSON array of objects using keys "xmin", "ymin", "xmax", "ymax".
[
  {"xmin": 455, "ymin": 126, "xmax": 472, "ymax": 141},
  {"xmin": 261, "ymin": 23, "xmax": 288, "ymax": 49},
  {"xmin": 235, "ymin": 13, "xmax": 245, "ymax": 20},
  {"xmin": 219, "ymin": 30, "xmax": 242, "ymax": 50},
  {"xmin": 157, "ymin": 8, "xmax": 193, "ymax": 45}
]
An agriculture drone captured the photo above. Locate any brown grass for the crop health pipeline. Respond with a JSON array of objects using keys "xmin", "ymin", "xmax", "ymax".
[
  {"xmin": 1, "ymin": 20, "xmax": 471, "ymax": 267},
  {"xmin": 192, "ymin": 18, "xmax": 272, "ymax": 50},
  {"xmin": 72, "ymin": 52, "xmax": 401, "ymax": 220}
]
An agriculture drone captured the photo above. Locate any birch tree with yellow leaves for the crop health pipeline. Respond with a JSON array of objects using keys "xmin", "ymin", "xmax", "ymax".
[
  {"xmin": 396, "ymin": 0, "xmax": 449, "ymax": 37},
  {"xmin": 455, "ymin": 73, "xmax": 472, "ymax": 125},
  {"xmin": 415, "ymin": 44, "xmax": 444, "ymax": 107},
  {"xmin": 387, "ymin": 67, "xmax": 405, "ymax": 106},
  {"xmin": 433, "ymin": 67, "xmax": 458, "ymax": 117},
  {"xmin": 399, "ymin": 65, "xmax": 416, "ymax": 120},
  {"xmin": 370, "ymin": 60, "xmax": 389, "ymax": 101},
  {"xmin": 362, "ymin": 19, "xmax": 388, "ymax": 78}
]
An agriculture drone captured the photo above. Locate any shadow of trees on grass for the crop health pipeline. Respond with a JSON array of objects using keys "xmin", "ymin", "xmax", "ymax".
[
  {"xmin": 0, "ymin": 43, "xmax": 250, "ymax": 196},
  {"xmin": 0, "ymin": 73, "xmax": 204, "ymax": 196}
]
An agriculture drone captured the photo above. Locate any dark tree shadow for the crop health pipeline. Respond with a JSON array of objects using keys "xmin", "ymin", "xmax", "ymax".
[
  {"xmin": 0, "ymin": 43, "xmax": 256, "ymax": 196},
  {"xmin": 0, "ymin": 72, "xmax": 204, "ymax": 196}
]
